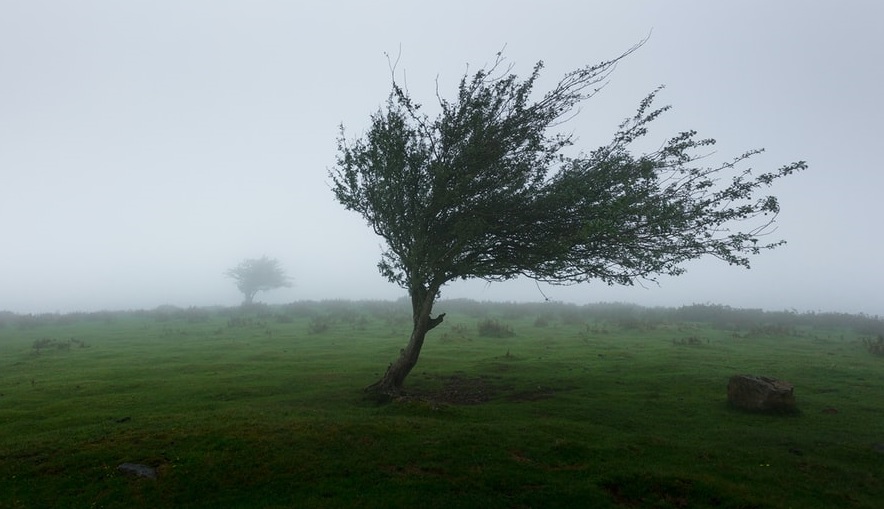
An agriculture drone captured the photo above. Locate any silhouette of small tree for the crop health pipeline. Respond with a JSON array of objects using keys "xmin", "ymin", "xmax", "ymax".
[{"xmin": 225, "ymin": 256, "xmax": 292, "ymax": 305}]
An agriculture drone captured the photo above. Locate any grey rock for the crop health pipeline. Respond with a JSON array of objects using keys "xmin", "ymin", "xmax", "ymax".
[
  {"xmin": 117, "ymin": 462, "xmax": 157, "ymax": 479},
  {"xmin": 727, "ymin": 374, "xmax": 797, "ymax": 412}
]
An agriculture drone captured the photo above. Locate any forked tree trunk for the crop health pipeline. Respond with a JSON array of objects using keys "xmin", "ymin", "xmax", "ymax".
[{"xmin": 365, "ymin": 284, "xmax": 444, "ymax": 397}]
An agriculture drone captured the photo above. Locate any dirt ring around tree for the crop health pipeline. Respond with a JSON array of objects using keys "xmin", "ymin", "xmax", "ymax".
[{"xmin": 402, "ymin": 373, "xmax": 560, "ymax": 405}]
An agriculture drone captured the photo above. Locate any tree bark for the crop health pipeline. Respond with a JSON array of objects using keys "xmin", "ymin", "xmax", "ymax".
[{"xmin": 365, "ymin": 283, "xmax": 444, "ymax": 397}]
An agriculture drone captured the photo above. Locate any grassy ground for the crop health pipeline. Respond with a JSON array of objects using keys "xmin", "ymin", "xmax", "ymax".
[{"xmin": 0, "ymin": 301, "xmax": 881, "ymax": 508}]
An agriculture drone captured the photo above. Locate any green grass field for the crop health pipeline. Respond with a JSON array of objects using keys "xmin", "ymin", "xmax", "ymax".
[{"xmin": 1, "ymin": 301, "xmax": 882, "ymax": 508}]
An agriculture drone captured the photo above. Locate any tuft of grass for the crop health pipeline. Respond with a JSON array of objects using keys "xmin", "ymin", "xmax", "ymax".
[
  {"xmin": 861, "ymin": 334, "xmax": 884, "ymax": 356},
  {"xmin": 477, "ymin": 318, "xmax": 514, "ymax": 338},
  {"xmin": 672, "ymin": 336, "xmax": 706, "ymax": 346},
  {"xmin": 307, "ymin": 314, "xmax": 332, "ymax": 334}
]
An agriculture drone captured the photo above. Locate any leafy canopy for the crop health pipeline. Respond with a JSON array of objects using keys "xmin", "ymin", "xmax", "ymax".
[
  {"xmin": 330, "ymin": 48, "xmax": 805, "ymax": 296},
  {"xmin": 225, "ymin": 256, "xmax": 292, "ymax": 304}
]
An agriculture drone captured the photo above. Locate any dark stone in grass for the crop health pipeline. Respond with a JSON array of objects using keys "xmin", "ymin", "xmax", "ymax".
[
  {"xmin": 727, "ymin": 374, "xmax": 797, "ymax": 413},
  {"xmin": 117, "ymin": 463, "xmax": 157, "ymax": 479},
  {"xmin": 872, "ymin": 443, "xmax": 884, "ymax": 454}
]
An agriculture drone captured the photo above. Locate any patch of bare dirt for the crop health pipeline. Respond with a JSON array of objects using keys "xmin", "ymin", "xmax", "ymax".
[
  {"xmin": 423, "ymin": 374, "xmax": 503, "ymax": 405},
  {"xmin": 403, "ymin": 374, "xmax": 566, "ymax": 405}
]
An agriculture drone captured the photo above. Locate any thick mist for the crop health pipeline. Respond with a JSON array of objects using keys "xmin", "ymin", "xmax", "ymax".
[{"xmin": 1, "ymin": 1, "xmax": 881, "ymax": 315}]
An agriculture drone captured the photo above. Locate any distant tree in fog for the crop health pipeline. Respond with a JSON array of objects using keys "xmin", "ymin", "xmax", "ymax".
[{"xmin": 225, "ymin": 256, "xmax": 292, "ymax": 305}]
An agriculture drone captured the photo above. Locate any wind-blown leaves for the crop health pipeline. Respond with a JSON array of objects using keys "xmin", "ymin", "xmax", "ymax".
[{"xmin": 330, "ymin": 51, "xmax": 805, "ymax": 295}]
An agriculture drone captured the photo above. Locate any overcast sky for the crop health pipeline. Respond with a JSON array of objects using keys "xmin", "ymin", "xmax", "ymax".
[{"xmin": 1, "ymin": 1, "xmax": 881, "ymax": 315}]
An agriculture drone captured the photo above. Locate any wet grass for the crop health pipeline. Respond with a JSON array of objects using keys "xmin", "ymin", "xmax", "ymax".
[{"xmin": 0, "ymin": 302, "xmax": 882, "ymax": 508}]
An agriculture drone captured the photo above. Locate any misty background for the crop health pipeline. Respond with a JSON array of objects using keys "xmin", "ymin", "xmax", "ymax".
[{"xmin": 1, "ymin": 1, "xmax": 881, "ymax": 315}]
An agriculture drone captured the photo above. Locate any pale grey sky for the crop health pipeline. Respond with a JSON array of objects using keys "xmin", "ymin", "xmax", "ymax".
[{"xmin": 1, "ymin": 1, "xmax": 881, "ymax": 315}]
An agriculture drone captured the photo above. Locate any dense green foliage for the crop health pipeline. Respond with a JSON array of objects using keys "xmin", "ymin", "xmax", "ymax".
[
  {"xmin": 332, "ymin": 52, "xmax": 805, "ymax": 289},
  {"xmin": 1, "ymin": 301, "xmax": 881, "ymax": 508}
]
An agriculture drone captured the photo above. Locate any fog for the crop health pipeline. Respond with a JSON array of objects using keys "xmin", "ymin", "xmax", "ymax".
[{"xmin": 2, "ymin": 1, "xmax": 881, "ymax": 315}]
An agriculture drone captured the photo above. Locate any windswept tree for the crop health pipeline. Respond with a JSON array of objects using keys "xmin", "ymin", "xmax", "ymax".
[
  {"xmin": 225, "ymin": 256, "xmax": 292, "ymax": 305},
  {"xmin": 330, "ymin": 46, "xmax": 805, "ymax": 396}
]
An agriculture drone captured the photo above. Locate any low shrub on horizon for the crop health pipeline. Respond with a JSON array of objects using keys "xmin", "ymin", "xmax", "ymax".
[{"xmin": 477, "ymin": 318, "xmax": 514, "ymax": 338}]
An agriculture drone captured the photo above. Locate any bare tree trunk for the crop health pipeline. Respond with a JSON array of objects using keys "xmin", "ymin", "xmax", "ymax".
[{"xmin": 365, "ymin": 283, "xmax": 444, "ymax": 397}]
